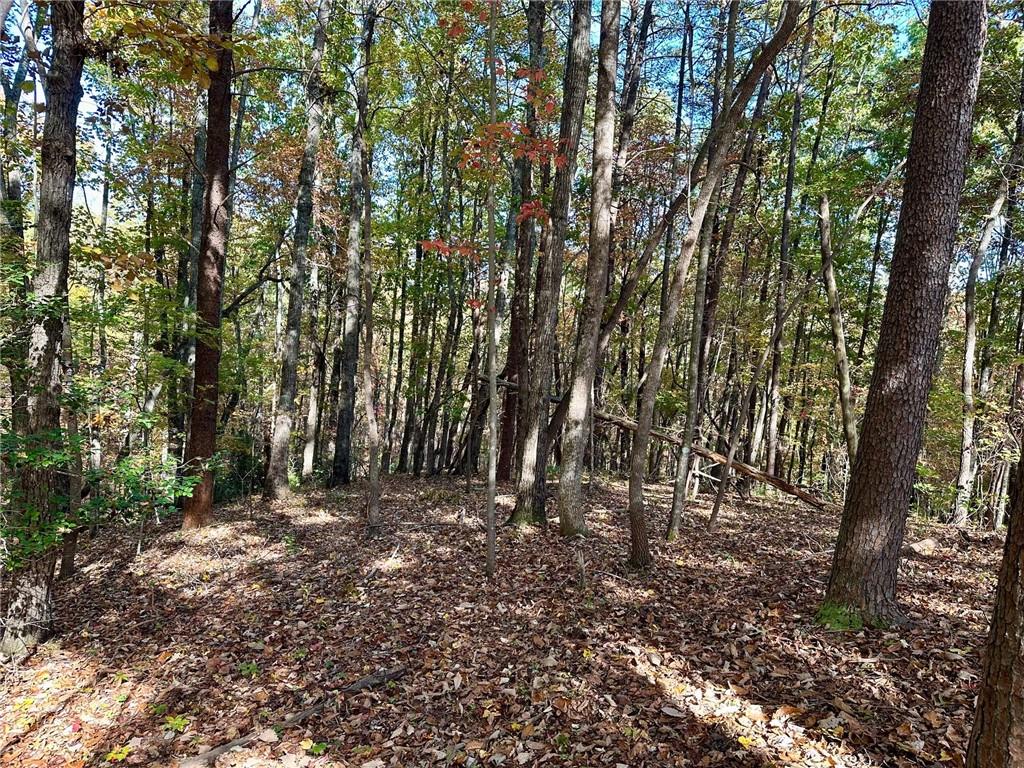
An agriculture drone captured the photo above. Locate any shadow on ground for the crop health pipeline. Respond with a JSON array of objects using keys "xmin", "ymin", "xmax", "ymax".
[{"xmin": 0, "ymin": 475, "xmax": 999, "ymax": 767}]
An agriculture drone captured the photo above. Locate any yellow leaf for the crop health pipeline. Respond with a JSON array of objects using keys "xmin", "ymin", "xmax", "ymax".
[{"xmin": 737, "ymin": 735, "xmax": 756, "ymax": 749}]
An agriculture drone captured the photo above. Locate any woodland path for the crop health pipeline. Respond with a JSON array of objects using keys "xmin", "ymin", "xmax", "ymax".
[{"xmin": 0, "ymin": 478, "xmax": 998, "ymax": 767}]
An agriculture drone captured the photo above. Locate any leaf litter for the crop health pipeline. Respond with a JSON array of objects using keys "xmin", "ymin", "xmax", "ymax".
[{"xmin": 0, "ymin": 477, "xmax": 999, "ymax": 767}]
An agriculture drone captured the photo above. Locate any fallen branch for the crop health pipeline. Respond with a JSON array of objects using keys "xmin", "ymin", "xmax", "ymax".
[
  {"xmin": 483, "ymin": 376, "xmax": 835, "ymax": 513},
  {"xmin": 598, "ymin": 409, "xmax": 836, "ymax": 513},
  {"xmin": 179, "ymin": 667, "xmax": 408, "ymax": 767}
]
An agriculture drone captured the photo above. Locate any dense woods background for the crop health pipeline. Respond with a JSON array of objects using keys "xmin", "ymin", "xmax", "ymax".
[{"xmin": 2, "ymin": 0, "xmax": 1024, "ymax": 765}]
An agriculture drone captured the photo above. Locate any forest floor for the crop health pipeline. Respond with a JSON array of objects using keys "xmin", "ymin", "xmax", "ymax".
[{"xmin": 0, "ymin": 476, "xmax": 1002, "ymax": 768}]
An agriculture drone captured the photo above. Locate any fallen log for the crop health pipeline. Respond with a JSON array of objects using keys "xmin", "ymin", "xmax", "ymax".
[
  {"xmin": 479, "ymin": 376, "xmax": 835, "ymax": 513},
  {"xmin": 179, "ymin": 667, "xmax": 408, "ymax": 766}
]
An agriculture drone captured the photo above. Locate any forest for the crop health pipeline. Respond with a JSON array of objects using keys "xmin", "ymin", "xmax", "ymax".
[{"xmin": 1, "ymin": 0, "xmax": 1023, "ymax": 765}]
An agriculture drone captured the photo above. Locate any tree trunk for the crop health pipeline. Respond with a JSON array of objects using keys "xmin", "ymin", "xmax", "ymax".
[
  {"xmin": 966, "ymin": 452, "xmax": 1024, "ymax": 767},
  {"xmin": 818, "ymin": 195, "xmax": 858, "ymax": 466},
  {"xmin": 382, "ymin": 272, "xmax": 406, "ymax": 472},
  {"xmin": 855, "ymin": 202, "xmax": 889, "ymax": 365},
  {"xmin": 951, "ymin": 185, "xmax": 1007, "ymax": 525},
  {"xmin": 766, "ymin": 2, "xmax": 815, "ymax": 478},
  {"xmin": 624, "ymin": 1, "xmax": 801, "ymax": 568},
  {"xmin": 182, "ymin": 0, "xmax": 234, "ymax": 530},
  {"xmin": 484, "ymin": 0, "xmax": 498, "ymax": 578},
  {"xmin": 332, "ymin": 2, "xmax": 376, "ymax": 486},
  {"xmin": 301, "ymin": 262, "xmax": 323, "ymax": 480},
  {"xmin": 554, "ymin": 0, "xmax": 611, "ymax": 537},
  {"xmin": 265, "ymin": 0, "xmax": 330, "ymax": 497},
  {"xmin": 822, "ymin": 0, "xmax": 985, "ymax": 627},
  {"xmin": 360, "ymin": 148, "xmax": 381, "ymax": 534},
  {"xmin": 506, "ymin": 0, "xmax": 547, "ymax": 516},
  {"xmin": 58, "ymin": 312, "xmax": 82, "ymax": 581},
  {"xmin": 1, "ymin": 0, "xmax": 85, "ymax": 658}
]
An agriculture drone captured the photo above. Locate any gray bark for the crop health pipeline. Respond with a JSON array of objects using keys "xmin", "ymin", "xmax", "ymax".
[{"xmin": 265, "ymin": 0, "xmax": 330, "ymax": 497}]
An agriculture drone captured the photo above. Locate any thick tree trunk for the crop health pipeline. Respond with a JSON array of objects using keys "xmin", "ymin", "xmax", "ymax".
[
  {"xmin": 822, "ymin": 0, "xmax": 985, "ymax": 627},
  {"xmin": 332, "ymin": 2, "xmax": 376, "ymax": 486},
  {"xmin": 1, "ymin": 0, "xmax": 85, "ymax": 658},
  {"xmin": 967, "ymin": 453, "xmax": 1024, "ymax": 767},
  {"xmin": 553, "ymin": 0, "xmax": 609, "ymax": 538},
  {"xmin": 265, "ymin": 0, "xmax": 330, "ymax": 498},
  {"xmin": 182, "ymin": 1, "xmax": 233, "ymax": 530}
]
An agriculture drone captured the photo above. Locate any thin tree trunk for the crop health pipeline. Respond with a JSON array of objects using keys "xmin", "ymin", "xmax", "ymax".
[
  {"xmin": 484, "ymin": 0, "xmax": 498, "ymax": 578},
  {"xmin": 625, "ymin": 1, "xmax": 802, "ymax": 568},
  {"xmin": 332, "ymin": 2, "xmax": 376, "ymax": 485},
  {"xmin": 767, "ymin": 2, "xmax": 815, "ymax": 478},
  {"xmin": 382, "ymin": 271, "xmax": 406, "ymax": 471},
  {"xmin": 265, "ymin": 0, "xmax": 329, "ymax": 497},
  {"xmin": 818, "ymin": 195, "xmax": 858, "ymax": 466},
  {"xmin": 58, "ymin": 312, "xmax": 82, "ymax": 580},
  {"xmin": 951, "ymin": 185, "xmax": 1008, "ymax": 525},
  {"xmin": 360, "ymin": 148, "xmax": 381, "ymax": 533},
  {"xmin": 855, "ymin": 202, "xmax": 889, "ymax": 365},
  {"xmin": 301, "ymin": 262, "xmax": 323, "ymax": 480}
]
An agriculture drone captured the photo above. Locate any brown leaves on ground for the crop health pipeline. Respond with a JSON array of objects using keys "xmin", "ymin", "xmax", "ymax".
[{"xmin": 0, "ymin": 477, "xmax": 999, "ymax": 767}]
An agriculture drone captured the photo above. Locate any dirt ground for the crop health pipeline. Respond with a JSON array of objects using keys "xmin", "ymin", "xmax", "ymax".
[{"xmin": 0, "ymin": 477, "xmax": 1001, "ymax": 767}]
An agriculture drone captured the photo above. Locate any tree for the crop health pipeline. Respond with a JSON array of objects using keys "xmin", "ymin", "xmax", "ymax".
[
  {"xmin": 967, "ymin": 451, "xmax": 1024, "ymax": 767},
  {"xmin": 181, "ymin": 0, "xmax": 234, "ymax": 530},
  {"xmin": 557, "ymin": 0, "xmax": 617, "ymax": 535},
  {"xmin": 484, "ymin": 0, "xmax": 498, "ymax": 578},
  {"xmin": 332, "ymin": 0, "xmax": 376, "ymax": 487},
  {"xmin": 818, "ymin": 194, "xmax": 858, "ymax": 466},
  {"xmin": 625, "ymin": 0, "xmax": 802, "ymax": 568},
  {"xmin": 0, "ymin": 0, "xmax": 86, "ymax": 658},
  {"xmin": 821, "ymin": 0, "xmax": 986, "ymax": 626},
  {"xmin": 264, "ymin": 0, "xmax": 331, "ymax": 498}
]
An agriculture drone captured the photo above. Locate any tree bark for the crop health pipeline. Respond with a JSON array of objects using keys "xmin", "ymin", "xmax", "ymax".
[
  {"xmin": 485, "ymin": 0, "xmax": 498, "ymax": 578},
  {"xmin": 332, "ymin": 2, "xmax": 376, "ymax": 486},
  {"xmin": 265, "ymin": 0, "xmax": 329, "ymax": 497},
  {"xmin": 766, "ymin": 2, "xmax": 815, "ymax": 478},
  {"xmin": 822, "ymin": 0, "xmax": 985, "ymax": 626},
  {"xmin": 1, "ymin": 0, "xmax": 85, "ymax": 658},
  {"xmin": 182, "ymin": 1, "xmax": 234, "ymax": 530},
  {"xmin": 554, "ymin": 0, "xmax": 611, "ymax": 537},
  {"xmin": 951, "ymin": 185, "xmax": 1007, "ymax": 525},
  {"xmin": 360, "ymin": 149, "xmax": 381, "ymax": 534},
  {"xmin": 301, "ymin": 262, "xmax": 323, "ymax": 480},
  {"xmin": 818, "ymin": 195, "xmax": 858, "ymax": 467},
  {"xmin": 967, "ymin": 452, "xmax": 1024, "ymax": 767}
]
